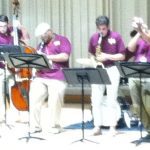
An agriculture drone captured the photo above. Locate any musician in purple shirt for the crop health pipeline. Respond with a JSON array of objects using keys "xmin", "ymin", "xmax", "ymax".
[
  {"xmin": 128, "ymin": 17, "xmax": 150, "ymax": 139},
  {"xmin": 0, "ymin": 15, "xmax": 29, "ymax": 46},
  {"xmin": 0, "ymin": 15, "xmax": 13, "ymax": 68},
  {"xmin": 0, "ymin": 15, "xmax": 11, "ymax": 122},
  {"xmin": 0, "ymin": 15, "xmax": 30, "ymax": 123},
  {"xmin": 89, "ymin": 16, "xmax": 126, "ymax": 136},
  {"xmin": 29, "ymin": 23, "xmax": 71, "ymax": 134}
]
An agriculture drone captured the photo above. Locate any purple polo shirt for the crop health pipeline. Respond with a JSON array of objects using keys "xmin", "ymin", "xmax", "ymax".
[
  {"xmin": 134, "ymin": 39, "xmax": 150, "ymax": 62},
  {"xmin": 0, "ymin": 27, "xmax": 13, "ymax": 45},
  {"xmin": 0, "ymin": 33, "xmax": 13, "ymax": 45},
  {"xmin": 0, "ymin": 26, "xmax": 22, "ymax": 45},
  {"xmin": 0, "ymin": 28, "xmax": 14, "ymax": 68},
  {"xmin": 36, "ymin": 34, "xmax": 72, "ymax": 80},
  {"xmin": 89, "ymin": 30, "xmax": 126, "ymax": 67},
  {"xmin": 0, "ymin": 26, "xmax": 26, "ymax": 68}
]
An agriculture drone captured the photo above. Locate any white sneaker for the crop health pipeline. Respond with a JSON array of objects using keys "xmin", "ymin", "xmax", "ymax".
[
  {"xmin": 30, "ymin": 127, "xmax": 42, "ymax": 134},
  {"xmin": 48, "ymin": 125, "xmax": 64, "ymax": 134},
  {"xmin": 92, "ymin": 127, "xmax": 102, "ymax": 136},
  {"xmin": 108, "ymin": 127, "xmax": 118, "ymax": 136}
]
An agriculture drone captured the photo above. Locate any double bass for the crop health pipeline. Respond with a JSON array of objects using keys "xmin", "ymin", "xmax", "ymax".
[{"xmin": 10, "ymin": 0, "xmax": 35, "ymax": 111}]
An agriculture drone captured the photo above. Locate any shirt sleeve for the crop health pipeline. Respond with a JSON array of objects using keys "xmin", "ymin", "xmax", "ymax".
[
  {"xmin": 116, "ymin": 33, "xmax": 126, "ymax": 54},
  {"xmin": 88, "ymin": 36, "xmax": 96, "ymax": 55},
  {"xmin": 59, "ymin": 37, "xmax": 72, "ymax": 55}
]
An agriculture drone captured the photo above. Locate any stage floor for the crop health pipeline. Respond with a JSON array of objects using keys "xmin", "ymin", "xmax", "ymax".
[{"xmin": 0, "ymin": 103, "xmax": 149, "ymax": 150}]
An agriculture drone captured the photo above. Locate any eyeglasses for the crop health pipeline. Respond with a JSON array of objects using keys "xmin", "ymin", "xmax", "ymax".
[
  {"xmin": 0, "ymin": 25, "xmax": 7, "ymax": 28},
  {"xmin": 0, "ymin": 23, "xmax": 7, "ymax": 28}
]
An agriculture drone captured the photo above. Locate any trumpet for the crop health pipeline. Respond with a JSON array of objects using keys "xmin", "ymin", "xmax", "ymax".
[{"xmin": 37, "ymin": 42, "xmax": 45, "ymax": 53}]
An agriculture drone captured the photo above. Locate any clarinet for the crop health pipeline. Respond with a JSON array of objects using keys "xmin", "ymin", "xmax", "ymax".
[
  {"xmin": 36, "ymin": 42, "xmax": 53, "ymax": 68},
  {"xmin": 37, "ymin": 42, "xmax": 45, "ymax": 54},
  {"xmin": 95, "ymin": 33, "xmax": 103, "ymax": 67}
]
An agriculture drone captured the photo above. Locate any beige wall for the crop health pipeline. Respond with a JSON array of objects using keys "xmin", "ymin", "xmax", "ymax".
[{"xmin": 0, "ymin": 0, "xmax": 149, "ymax": 67}]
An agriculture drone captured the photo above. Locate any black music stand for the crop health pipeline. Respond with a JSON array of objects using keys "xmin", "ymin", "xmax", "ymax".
[
  {"xmin": 0, "ymin": 45, "xmax": 21, "ymax": 129},
  {"xmin": 7, "ymin": 53, "xmax": 51, "ymax": 142},
  {"xmin": 63, "ymin": 67, "xmax": 111, "ymax": 144},
  {"xmin": 116, "ymin": 61, "xmax": 150, "ymax": 146}
]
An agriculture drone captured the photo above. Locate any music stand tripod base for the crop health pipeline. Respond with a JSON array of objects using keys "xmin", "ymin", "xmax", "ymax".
[{"xmin": 18, "ymin": 131, "xmax": 45, "ymax": 142}]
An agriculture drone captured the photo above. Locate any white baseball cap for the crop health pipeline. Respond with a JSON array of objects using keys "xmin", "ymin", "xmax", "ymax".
[{"xmin": 35, "ymin": 22, "xmax": 50, "ymax": 37}]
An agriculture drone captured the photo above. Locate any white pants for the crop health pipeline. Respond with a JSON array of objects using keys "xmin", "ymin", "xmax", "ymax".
[
  {"xmin": 29, "ymin": 77, "xmax": 66, "ymax": 131},
  {"xmin": 0, "ymin": 69, "xmax": 4, "ymax": 121},
  {"xmin": 0, "ymin": 68, "xmax": 14, "ymax": 122},
  {"xmin": 91, "ymin": 66, "xmax": 121, "ymax": 127}
]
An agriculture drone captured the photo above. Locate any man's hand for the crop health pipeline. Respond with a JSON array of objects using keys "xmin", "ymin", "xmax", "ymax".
[
  {"xmin": 96, "ymin": 52, "xmax": 108, "ymax": 62},
  {"xmin": 132, "ymin": 17, "xmax": 148, "ymax": 33},
  {"xmin": 13, "ymin": 20, "xmax": 21, "ymax": 29},
  {"xmin": 37, "ymin": 50, "xmax": 46, "ymax": 56}
]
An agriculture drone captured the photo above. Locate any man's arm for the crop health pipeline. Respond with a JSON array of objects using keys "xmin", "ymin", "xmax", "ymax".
[
  {"xmin": 129, "ymin": 16, "xmax": 150, "ymax": 51},
  {"xmin": 127, "ymin": 33, "xmax": 140, "ymax": 52},
  {"xmin": 96, "ymin": 52, "xmax": 125, "ymax": 62},
  {"xmin": 132, "ymin": 17, "xmax": 150, "ymax": 43},
  {"xmin": 47, "ymin": 53, "xmax": 69, "ymax": 62}
]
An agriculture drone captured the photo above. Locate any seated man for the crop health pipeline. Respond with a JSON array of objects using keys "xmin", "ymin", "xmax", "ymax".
[
  {"xmin": 29, "ymin": 23, "xmax": 72, "ymax": 134},
  {"xmin": 0, "ymin": 14, "xmax": 30, "ymax": 124}
]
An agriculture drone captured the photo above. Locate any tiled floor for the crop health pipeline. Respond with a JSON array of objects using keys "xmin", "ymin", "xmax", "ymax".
[{"xmin": 0, "ymin": 103, "xmax": 150, "ymax": 150}]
